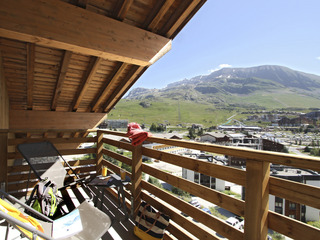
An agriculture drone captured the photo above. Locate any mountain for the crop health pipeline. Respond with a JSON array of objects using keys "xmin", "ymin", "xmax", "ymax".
[{"xmin": 125, "ymin": 65, "xmax": 320, "ymax": 107}]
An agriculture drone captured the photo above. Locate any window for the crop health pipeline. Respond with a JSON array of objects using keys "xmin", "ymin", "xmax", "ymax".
[
  {"xmin": 200, "ymin": 174, "xmax": 210, "ymax": 188},
  {"xmin": 194, "ymin": 172, "xmax": 199, "ymax": 183},
  {"xmin": 275, "ymin": 197, "xmax": 283, "ymax": 214},
  {"xmin": 289, "ymin": 214, "xmax": 295, "ymax": 219},
  {"xmin": 289, "ymin": 203, "xmax": 296, "ymax": 210},
  {"xmin": 210, "ymin": 177, "xmax": 216, "ymax": 189}
]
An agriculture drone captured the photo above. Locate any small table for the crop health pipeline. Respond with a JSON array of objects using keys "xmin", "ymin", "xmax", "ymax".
[{"xmin": 88, "ymin": 174, "xmax": 130, "ymax": 218}]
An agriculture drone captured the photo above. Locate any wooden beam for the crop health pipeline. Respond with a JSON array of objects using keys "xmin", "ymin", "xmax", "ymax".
[
  {"xmin": 131, "ymin": 145, "xmax": 143, "ymax": 217},
  {"xmin": 91, "ymin": 62, "xmax": 128, "ymax": 112},
  {"xmin": 244, "ymin": 160, "xmax": 269, "ymax": 240},
  {"xmin": 77, "ymin": 0, "xmax": 88, "ymax": 9},
  {"xmin": 72, "ymin": 57, "xmax": 102, "ymax": 111},
  {"xmin": 148, "ymin": 0, "xmax": 174, "ymax": 32},
  {"xmin": 0, "ymin": 0, "xmax": 171, "ymax": 66},
  {"xmin": 115, "ymin": 0, "xmax": 134, "ymax": 20},
  {"xmin": 9, "ymin": 110, "xmax": 107, "ymax": 130},
  {"xmin": 0, "ymin": 52, "xmax": 8, "ymax": 190},
  {"xmin": 96, "ymin": 130, "xmax": 104, "ymax": 175},
  {"xmin": 163, "ymin": 0, "xmax": 201, "ymax": 38},
  {"xmin": 103, "ymin": 66, "xmax": 146, "ymax": 112},
  {"xmin": 51, "ymin": 50, "xmax": 72, "ymax": 110},
  {"xmin": 0, "ymin": 132, "xmax": 8, "ymax": 191},
  {"xmin": 0, "ymin": 52, "xmax": 9, "ymax": 129},
  {"xmin": 27, "ymin": 43, "xmax": 35, "ymax": 110}
]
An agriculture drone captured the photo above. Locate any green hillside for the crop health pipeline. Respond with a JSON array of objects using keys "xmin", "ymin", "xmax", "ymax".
[
  {"xmin": 109, "ymin": 66, "xmax": 320, "ymax": 127},
  {"xmin": 108, "ymin": 92, "xmax": 320, "ymax": 127}
]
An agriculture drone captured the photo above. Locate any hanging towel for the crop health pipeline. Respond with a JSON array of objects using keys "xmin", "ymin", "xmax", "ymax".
[{"xmin": 126, "ymin": 122, "xmax": 152, "ymax": 146}]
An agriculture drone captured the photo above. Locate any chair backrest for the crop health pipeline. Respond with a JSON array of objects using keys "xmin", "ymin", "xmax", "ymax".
[{"xmin": 17, "ymin": 141, "xmax": 67, "ymax": 188}]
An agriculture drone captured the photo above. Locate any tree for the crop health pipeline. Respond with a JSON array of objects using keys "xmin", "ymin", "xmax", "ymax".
[
  {"xmin": 150, "ymin": 123, "xmax": 157, "ymax": 132},
  {"xmin": 304, "ymin": 146, "xmax": 311, "ymax": 152},
  {"xmin": 197, "ymin": 128, "xmax": 204, "ymax": 136},
  {"xmin": 188, "ymin": 128, "xmax": 196, "ymax": 139}
]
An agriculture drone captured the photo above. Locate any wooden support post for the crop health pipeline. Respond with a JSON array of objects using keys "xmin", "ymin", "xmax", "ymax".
[
  {"xmin": 0, "ymin": 132, "xmax": 8, "ymax": 191},
  {"xmin": 244, "ymin": 159, "xmax": 270, "ymax": 240},
  {"xmin": 96, "ymin": 130, "xmax": 104, "ymax": 175},
  {"xmin": 0, "ymin": 51, "xmax": 9, "ymax": 191},
  {"xmin": 131, "ymin": 144, "xmax": 143, "ymax": 217}
]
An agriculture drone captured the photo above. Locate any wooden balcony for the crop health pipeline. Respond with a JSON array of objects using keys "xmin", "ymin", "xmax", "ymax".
[{"xmin": 2, "ymin": 129, "xmax": 320, "ymax": 240}]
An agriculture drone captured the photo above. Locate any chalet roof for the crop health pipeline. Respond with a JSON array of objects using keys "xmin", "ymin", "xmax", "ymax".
[
  {"xmin": 202, "ymin": 132, "xmax": 227, "ymax": 138},
  {"xmin": 0, "ymin": 0, "xmax": 206, "ymax": 131}
]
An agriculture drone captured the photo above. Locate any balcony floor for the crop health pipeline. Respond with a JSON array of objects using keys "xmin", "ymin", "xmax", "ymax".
[{"xmin": 0, "ymin": 186, "xmax": 139, "ymax": 240}]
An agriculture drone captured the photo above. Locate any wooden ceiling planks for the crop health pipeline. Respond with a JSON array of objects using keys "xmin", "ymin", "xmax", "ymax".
[
  {"xmin": 72, "ymin": 57, "xmax": 102, "ymax": 111},
  {"xmin": 0, "ymin": 0, "xmax": 207, "ymax": 130},
  {"xmin": 51, "ymin": 50, "xmax": 72, "ymax": 110},
  {"xmin": 26, "ymin": 43, "xmax": 34, "ymax": 110}
]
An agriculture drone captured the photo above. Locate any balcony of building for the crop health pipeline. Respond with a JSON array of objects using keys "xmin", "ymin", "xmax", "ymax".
[
  {"xmin": 1, "ymin": 1, "xmax": 320, "ymax": 239},
  {"xmin": 1, "ymin": 128, "xmax": 320, "ymax": 240}
]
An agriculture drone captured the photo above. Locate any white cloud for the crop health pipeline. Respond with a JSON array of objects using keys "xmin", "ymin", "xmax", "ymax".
[
  {"xmin": 209, "ymin": 64, "xmax": 232, "ymax": 73},
  {"xmin": 317, "ymin": 56, "xmax": 320, "ymax": 60}
]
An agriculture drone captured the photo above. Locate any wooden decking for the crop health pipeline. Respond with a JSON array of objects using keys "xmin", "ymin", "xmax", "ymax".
[
  {"xmin": 0, "ymin": 185, "xmax": 140, "ymax": 240},
  {"xmin": 89, "ymin": 185, "xmax": 140, "ymax": 240}
]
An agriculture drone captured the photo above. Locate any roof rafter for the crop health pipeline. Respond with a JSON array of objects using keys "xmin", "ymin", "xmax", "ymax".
[
  {"xmin": 91, "ymin": 62, "xmax": 128, "ymax": 112},
  {"xmin": 103, "ymin": 66, "xmax": 146, "ymax": 113},
  {"xmin": 147, "ymin": 0, "xmax": 174, "ymax": 32},
  {"xmin": 26, "ymin": 43, "xmax": 35, "ymax": 110},
  {"xmin": 115, "ymin": 0, "xmax": 134, "ymax": 20},
  {"xmin": 72, "ymin": 56, "xmax": 102, "ymax": 112},
  {"xmin": 51, "ymin": 50, "xmax": 72, "ymax": 110},
  {"xmin": 166, "ymin": 0, "xmax": 204, "ymax": 38},
  {"xmin": 0, "ymin": 0, "xmax": 171, "ymax": 66}
]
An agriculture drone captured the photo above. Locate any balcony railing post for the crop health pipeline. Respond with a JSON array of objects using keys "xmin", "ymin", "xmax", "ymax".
[
  {"xmin": 244, "ymin": 159, "xmax": 270, "ymax": 240},
  {"xmin": 96, "ymin": 130, "xmax": 104, "ymax": 175},
  {"xmin": 131, "ymin": 144, "xmax": 142, "ymax": 217},
  {"xmin": 0, "ymin": 131, "xmax": 8, "ymax": 191}
]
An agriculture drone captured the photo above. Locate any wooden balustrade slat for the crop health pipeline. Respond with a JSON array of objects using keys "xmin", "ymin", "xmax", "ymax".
[
  {"xmin": 269, "ymin": 211, "xmax": 320, "ymax": 240},
  {"xmin": 102, "ymin": 137, "xmax": 133, "ymax": 151},
  {"xmin": 7, "ymin": 158, "xmax": 96, "ymax": 174},
  {"xmin": 148, "ymin": 136, "xmax": 320, "ymax": 172},
  {"xmin": 142, "ymin": 147, "xmax": 246, "ymax": 185},
  {"xmin": 99, "ymin": 130, "xmax": 127, "ymax": 137},
  {"xmin": 142, "ymin": 181, "xmax": 243, "ymax": 240},
  {"xmin": 269, "ymin": 176, "xmax": 320, "ymax": 209},
  {"xmin": 102, "ymin": 148, "xmax": 132, "ymax": 166},
  {"xmin": 142, "ymin": 163, "xmax": 245, "ymax": 217},
  {"xmin": 141, "ymin": 191, "xmax": 219, "ymax": 240},
  {"xmin": 164, "ymin": 221, "xmax": 195, "ymax": 240},
  {"xmin": 8, "ymin": 147, "xmax": 96, "ymax": 159},
  {"xmin": 8, "ymin": 136, "xmax": 96, "ymax": 145}
]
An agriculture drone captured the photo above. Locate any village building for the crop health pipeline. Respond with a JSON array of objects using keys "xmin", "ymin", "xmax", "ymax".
[{"xmin": 199, "ymin": 132, "xmax": 230, "ymax": 144}]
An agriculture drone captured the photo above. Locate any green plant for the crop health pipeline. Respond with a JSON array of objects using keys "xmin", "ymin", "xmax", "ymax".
[
  {"xmin": 271, "ymin": 232, "xmax": 285, "ymax": 240},
  {"xmin": 208, "ymin": 207, "xmax": 227, "ymax": 220},
  {"xmin": 171, "ymin": 186, "xmax": 190, "ymax": 198},
  {"xmin": 148, "ymin": 176, "xmax": 162, "ymax": 188},
  {"xmin": 308, "ymin": 220, "xmax": 320, "ymax": 229},
  {"xmin": 222, "ymin": 190, "xmax": 242, "ymax": 199},
  {"xmin": 310, "ymin": 148, "xmax": 320, "ymax": 156}
]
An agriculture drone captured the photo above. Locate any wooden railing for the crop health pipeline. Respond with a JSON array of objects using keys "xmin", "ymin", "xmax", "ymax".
[{"xmin": 3, "ymin": 129, "xmax": 320, "ymax": 240}]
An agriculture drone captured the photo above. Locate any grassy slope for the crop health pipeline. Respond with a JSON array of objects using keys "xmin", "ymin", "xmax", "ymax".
[
  {"xmin": 226, "ymin": 91, "xmax": 320, "ymax": 109},
  {"xmin": 110, "ymin": 99, "xmax": 244, "ymax": 126},
  {"xmin": 108, "ymin": 92, "xmax": 320, "ymax": 127}
]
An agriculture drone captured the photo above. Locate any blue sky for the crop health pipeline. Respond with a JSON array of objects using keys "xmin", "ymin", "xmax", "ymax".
[{"xmin": 133, "ymin": 0, "xmax": 320, "ymax": 90}]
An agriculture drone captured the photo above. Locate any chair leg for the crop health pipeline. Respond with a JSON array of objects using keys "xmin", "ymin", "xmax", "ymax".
[{"xmin": 5, "ymin": 222, "xmax": 10, "ymax": 240}]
